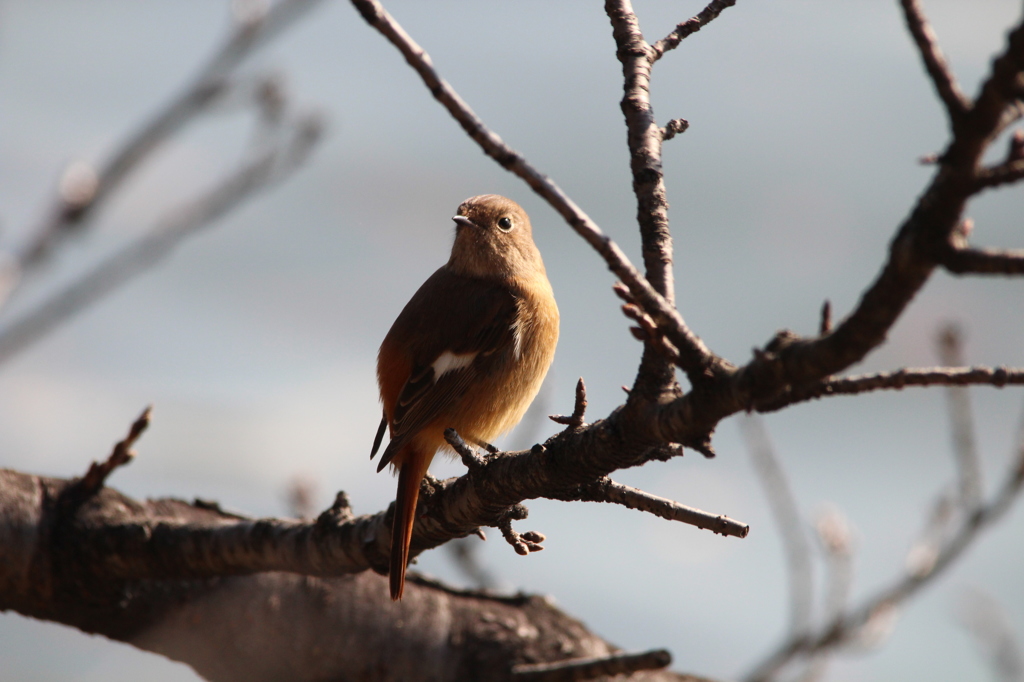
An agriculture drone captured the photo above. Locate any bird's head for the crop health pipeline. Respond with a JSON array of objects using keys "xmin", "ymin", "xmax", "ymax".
[{"xmin": 448, "ymin": 194, "xmax": 545, "ymax": 280}]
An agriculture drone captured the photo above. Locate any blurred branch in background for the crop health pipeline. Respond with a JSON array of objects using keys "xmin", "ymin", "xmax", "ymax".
[
  {"xmin": 0, "ymin": 0, "xmax": 325, "ymax": 310},
  {"xmin": 937, "ymin": 324, "xmax": 984, "ymax": 510},
  {"xmin": 446, "ymin": 537, "xmax": 498, "ymax": 592},
  {"xmin": 740, "ymin": 415, "xmax": 815, "ymax": 641},
  {"xmin": 744, "ymin": 326, "xmax": 1024, "ymax": 682},
  {"xmin": 0, "ymin": 108, "xmax": 323, "ymax": 365},
  {"xmin": 956, "ymin": 587, "xmax": 1024, "ymax": 682}
]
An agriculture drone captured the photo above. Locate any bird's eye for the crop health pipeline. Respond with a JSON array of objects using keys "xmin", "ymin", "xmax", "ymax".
[{"xmin": 497, "ymin": 216, "xmax": 513, "ymax": 231}]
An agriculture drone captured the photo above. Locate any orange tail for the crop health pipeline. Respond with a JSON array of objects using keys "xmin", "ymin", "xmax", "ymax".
[{"xmin": 390, "ymin": 452, "xmax": 429, "ymax": 601}]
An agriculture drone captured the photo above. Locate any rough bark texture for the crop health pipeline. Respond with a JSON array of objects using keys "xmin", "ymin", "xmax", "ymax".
[{"xmin": 0, "ymin": 469, "xmax": 702, "ymax": 682}]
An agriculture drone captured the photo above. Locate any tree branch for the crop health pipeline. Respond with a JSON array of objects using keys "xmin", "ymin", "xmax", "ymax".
[
  {"xmin": 755, "ymin": 365, "xmax": 1024, "ymax": 413},
  {"xmin": 349, "ymin": 0, "xmax": 724, "ymax": 386},
  {"xmin": 898, "ymin": 0, "xmax": 971, "ymax": 125},
  {"xmin": 574, "ymin": 477, "xmax": 748, "ymax": 538},
  {"xmin": 0, "ymin": 0, "xmax": 325, "ymax": 308},
  {"xmin": 0, "ymin": 113, "xmax": 323, "ymax": 366},
  {"xmin": 743, "ymin": 406, "xmax": 1024, "ymax": 682},
  {"xmin": 651, "ymin": 0, "xmax": 738, "ymax": 61},
  {"xmin": 740, "ymin": 416, "xmax": 814, "ymax": 639},
  {"xmin": 0, "ymin": 468, "xmax": 703, "ymax": 682},
  {"xmin": 941, "ymin": 245, "xmax": 1024, "ymax": 275}
]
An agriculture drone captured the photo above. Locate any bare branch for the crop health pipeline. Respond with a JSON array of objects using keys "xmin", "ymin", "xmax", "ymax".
[
  {"xmin": 511, "ymin": 649, "xmax": 672, "ymax": 681},
  {"xmin": 740, "ymin": 416, "xmax": 814, "ymax": 639},
  {"xmin": 936, "ymin": 325, "xmax": 983, "ymax": 509},
  {"xmin": 549, "ymin": 378, "xmax": 589, "ymax": 429},
  {"xmin": 818, "ymin": 300, "xmax": 832, "ymax": 336},
  {"xmin": 744, "ymin": 404, "xmax": 1024, "ymax": 682},
  {"xmin": 898, "ymin": 0, "xmax": 971, "ymax": 124},
  {"xmin": 974, "ymin": 158, "xmax": 1024, "ymax": 189},
  {"xmin": 445, "ymin": 428, "xmax": 488, "ymax": 472},
  {"xmin": 1, "ymin": 0, "xmax": 325, "ymax": 307},
  {"xmin": 575, "ymin": 477, "xmax": 748, "ymax": 538},
  {"xmin": 661, "ymin": 118, "xmax": 690, "ymax": 141},
  {"xmin": 667, "ymin": 18, "xmax": 1024, "ymax": 428},
  {"xmin": 497, "ymin": 505, "xmax": 545, "ymax": 556},
  {"xmin": 756, "ymin": 365, "xmax": 1024, "ymax": 413},
  {"xmin": 77, "ymin": 406, "xmax": 153, "ymax": 498},
  {"xmin": 956, "ymin": 588, "xmax": 1024, "ymax": 682},
  {"xmin": 0, "ymin": 113, "xmax": 323, "ymax": 366},
  {"xmin": 942, "ymin": 244, "xmax": 1024, "ymax": 274},
  {"xmin": 651, "ymin": 0, "xmax": 738, "ymax": 61},
  {"xmin": 349, "ymin": 0, "xmax": 724, "ymax": 385}
]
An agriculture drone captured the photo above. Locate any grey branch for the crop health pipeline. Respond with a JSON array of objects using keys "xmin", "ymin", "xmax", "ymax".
[
  {"xmin": 740, "ymin": 416, "xmax": 814, "ymax": 639},
  {"xmin": 576, "ymin": 477, "xmax": 748, "ymax": 539},
  {"xmin": 941, "ymin": 244, "xmax": 1024, "ymax": 274},
  {"xmin": 743, "ymin": 406, "xmax": 1024, "ymax": 682},
  {"xmin": 0, "ymin": 113, "xmax": 323, "ymax": 366},
  {"xmin": 2, "ymin": 0, "xmax": 325, "ymax": 307}
]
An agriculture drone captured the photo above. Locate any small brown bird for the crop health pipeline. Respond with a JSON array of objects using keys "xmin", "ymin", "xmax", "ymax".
[{"xmin": 372, "ymin": 195, "xmax": 559, "ymax": 600}]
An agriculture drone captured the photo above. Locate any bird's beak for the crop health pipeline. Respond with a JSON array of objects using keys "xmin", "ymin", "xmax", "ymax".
[{"xmin": 452, "ymin": 215, "xmax": 481, "ymax": 229}]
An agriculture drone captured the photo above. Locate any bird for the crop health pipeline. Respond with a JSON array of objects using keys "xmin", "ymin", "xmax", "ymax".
[{"xmin": 372, "ymin": 194, "xmax": 559, "ymax": 600}]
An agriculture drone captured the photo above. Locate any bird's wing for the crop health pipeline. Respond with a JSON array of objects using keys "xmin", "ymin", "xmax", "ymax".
[{"xmin": 375, "ymin": 275, "xmax": 519, "ymax": 471}]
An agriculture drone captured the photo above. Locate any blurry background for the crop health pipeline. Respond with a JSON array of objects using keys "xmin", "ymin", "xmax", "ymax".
[{"xmin": 1, "ymin": 0, "xmax": 1023, "ymax": 680}]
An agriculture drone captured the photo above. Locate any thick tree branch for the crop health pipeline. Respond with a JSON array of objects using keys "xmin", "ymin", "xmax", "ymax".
[{"xmin": 0, "ymin": 467, "xmax": 702, "ymax": 681}]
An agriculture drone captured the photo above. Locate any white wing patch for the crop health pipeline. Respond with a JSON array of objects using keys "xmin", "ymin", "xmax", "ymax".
[{"xmin": 432, "ymin": 351, "xmax": 477, "ymax": 379}]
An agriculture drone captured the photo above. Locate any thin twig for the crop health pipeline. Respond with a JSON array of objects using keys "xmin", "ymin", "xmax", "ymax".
[
  {"xmin": 819, "ymin": 300, "xmax": 832, "ymax": 336},
  {"xmin": 898, "ymin": 0, "xmax": 971, "ymax": 124},
  {"xmin": 651, "ymin": 0, "xmax": 738, "ymax": 61},
  {"xmin": 549, "ymin": 378, "xmax": 588, "ymax": 429},
  {"xmin": 661, "ymin": 117, "xmax": 690, "ymax": 141},
  {"xmin": 757, "ymin": 365, "xmax": 1024, "ymax": 413},
  {"xmin": 350, "ymin": 0, "xmax": 722, "ymax": 382},
  {"xmin": 445, "ymin": 428, "xmax": 488, "ymax": 472},
  {"xmin": 576, "ymin": 477, "xmax": 748, "ymax": 538},
  {"xmin": 511, "ymin": 649, "xmax": 672, "ymax": 681},
  {"xmin": 956, "ymin": 588, "xmax": 1024, "ymax": 682},
  {"xmin": 497, "ymin": 505, "xmax": 545, "ymax": 556},
  {"xmin": 1, "ymin": 0, "xmax": 325, "ymax": 307},
  {"xmin": 740, "ymin": 415, "xmax": 814, "ymax": 639},
  {"xmin": 0, "ymin": 113, "xmax": 322, "ymax": 366},
  {"xmin": 78, "ymin": 406, "xmax": 153, "ymax": 496}
]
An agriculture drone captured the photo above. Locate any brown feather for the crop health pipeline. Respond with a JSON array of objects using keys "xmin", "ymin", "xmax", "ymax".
[{"xmin": 374, "ymin": 195, "xmax": 559, "ymax": 600}]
